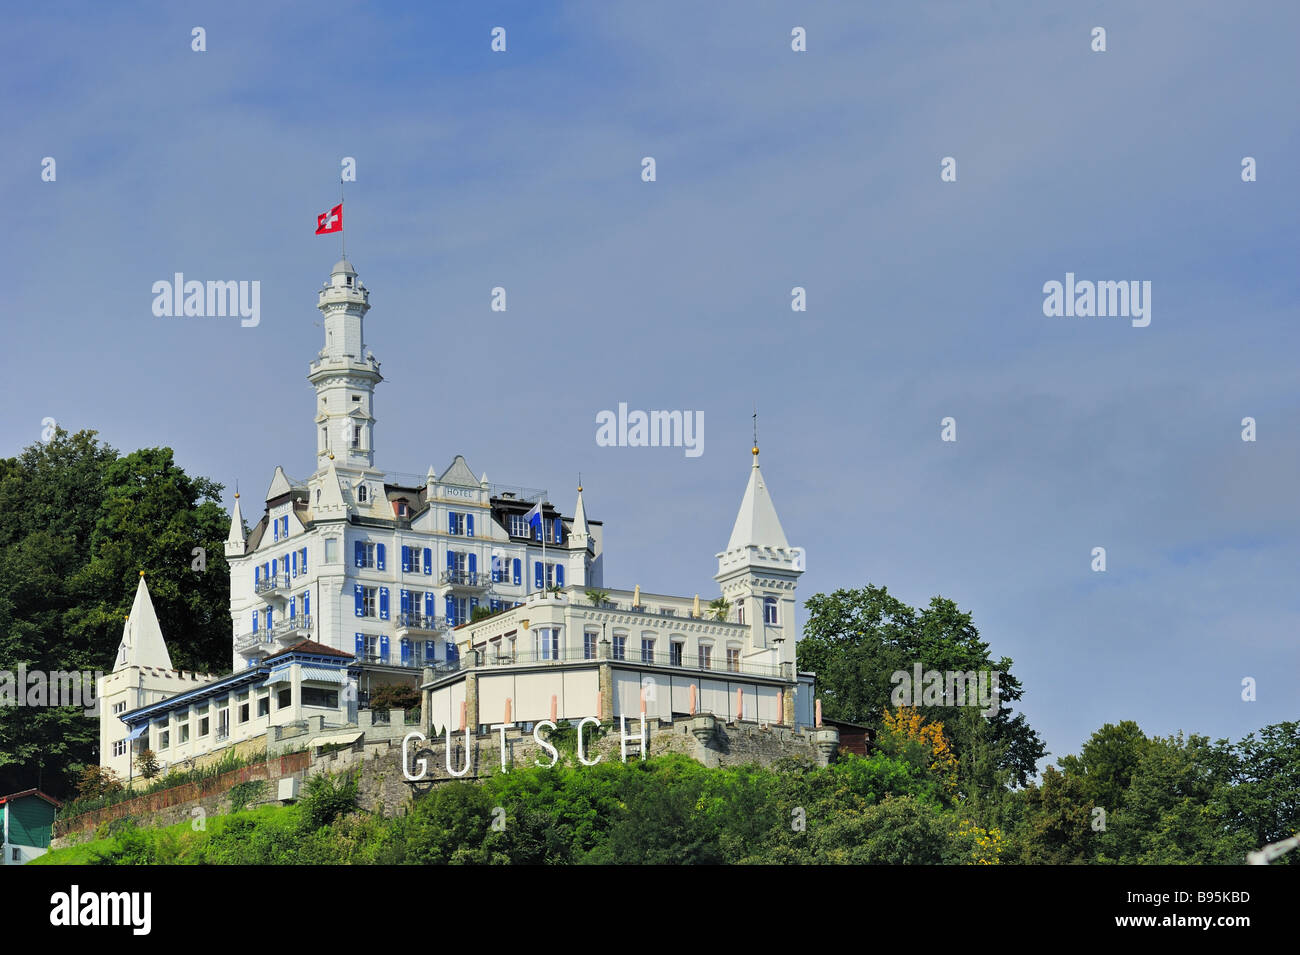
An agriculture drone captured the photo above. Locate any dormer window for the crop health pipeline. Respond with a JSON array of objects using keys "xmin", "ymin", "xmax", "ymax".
[
  {"xmin": 396, "ymin": 501, "xmax": 409, "ymax": 518},
  {"xmin": 358, "ymin": 484, "xmax": 368, "ymax": 503}
]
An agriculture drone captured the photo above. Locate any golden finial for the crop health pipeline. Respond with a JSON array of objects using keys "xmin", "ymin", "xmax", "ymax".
[{"xmin": 139, "ymin": 570, "xmax": 145, "ymax": 577}]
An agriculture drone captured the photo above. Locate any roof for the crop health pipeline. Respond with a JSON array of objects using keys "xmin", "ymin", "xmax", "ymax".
[
  {"xmin": 332, "ymin": 258, "xmax": 356, "ymax": 276},
  {"xmin": 263, "ymin": 639, "xmax": 356, "ymax": 663},
  {"xmin": 0, "ymin": 789, "xmax": 63, "ymax": 808},
  {"xmin": 113, "ymin": 575, "xmax": 173, "ymax": 673},
  {"xmin": 725, "ymin": 453, "xmax": 790, "ymax": 551}
]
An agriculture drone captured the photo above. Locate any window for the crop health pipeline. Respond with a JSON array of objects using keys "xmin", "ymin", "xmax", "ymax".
[
  {"xmin": 452, "ymin": 551, "xmax": 467, "ymax": 574},
  {"xmin": 321, "ymin": 427, "xmax": 328, "ymax": 450},
  {"xmin": 764, "ymin": 597, "xmax": 778, "ymax": 625},
  {"xmin": 727, "ymin": 648, "xmax": 741, "ymax": 672},
  {"xmin": 239, "ymin": 701, "xmax": 250, "ymax": 723},
  {"xmin": 362, "ymin": 586, "xmax": 377, "ymax": 617},
  {"xmin": 449, "ymin": 513, "xmax": 465, "ymax": 535},
  {"xmin": 535, "ymin": 627, "xmax": 560, "ymax": 660},
  {"xmin": 113, "ymin": 739, "xmax": 127, "ymax": 758},
  {"xmin": 257, "ymin": 695, "xmax": 269, "ymax": 717},
  {"xmin": 360, "ymin": 542, "xmax": 376, "ymax": 567},
  {"xmin": 397, "ymin": 501, "xmax": 409, "ymax": 518},
  {"xmin": 613, "ymin": 634, "xmax": 626, "ymax": 660},
  {"xmin": 159, "ymin": 729, "xmax": 170, "ymax": 750},
  {"xmin": 113, "ymin": 701, "xmax": 126, "ymax": 715},
  {"xmin": 302, "ymin": 687, "xmax": 339, "ymax": 709},
  {"xmin": 325, "ymin": 538, "xmax": 338, "ymax": 563},
  {"xmin": 670, "ymin": 642, "xmax": 684, "ymax": 666},
  {"xmin": 217, "ymin": 708, "xmax": 230, "ymax": 739},
  {"xmin": 698, "ymin": 645, "xmax": 712, "ymax": 670},
  {"xmin": 363, "ymin": 634, "xmax": 379, "ymax": 660},
  {"xmin": 199, "ymin": 715, "xmax": 210, "ymax": 737},
  {"xmin": 509, "ymin": 515, "xmax": 528, "ymax": 537},
  {"xmin": 641, "ymin": 637, "xmax": 655, "ymax": 663},
  {"xmin": 12, "ymin": 848, "xmax": 19, "ymax": 861},
  {"xmin": 179, "ymin": 721, "xmax": 190, "ymax": 744},
  {"xmin": 278, "ymin": 687, "xmax": 292, "ymax": 709},
  {"xmin": 584, "ymin": 631, "xmax": 598, "ymax": 659},
  {"xmin": 352, "ymin": 424, "xmax": 362, "ymax": 449},
  {"xmin": 737, "ymin": 602, "xmax": 744, "ymax": 625},
  {"xmin": 408, "ymin": 548, "xmax": 421, "ymax": 573},
  {"xmin": 358, "ymin": 483, "xmax": 368, "ymax": 502}
]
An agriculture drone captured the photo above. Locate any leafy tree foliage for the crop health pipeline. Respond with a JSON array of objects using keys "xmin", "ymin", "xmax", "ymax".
[{"xmin": 0, "ymin": 428, "xmax": 231, "ymax": 798}]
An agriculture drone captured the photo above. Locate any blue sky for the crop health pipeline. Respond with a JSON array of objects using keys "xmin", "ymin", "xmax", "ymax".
[{"xmin": 4, "ymin": 1, "xmax": 1297, "ymax": 767}]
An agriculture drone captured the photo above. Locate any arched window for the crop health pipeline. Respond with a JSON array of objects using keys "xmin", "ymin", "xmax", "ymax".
[
  {"xmin": 763, "ymin": 597, "xmax": 778, "ymax": 625},
  {"xmin": 358, "ymin": 484, "xmax": 368, "ymax": 503}
]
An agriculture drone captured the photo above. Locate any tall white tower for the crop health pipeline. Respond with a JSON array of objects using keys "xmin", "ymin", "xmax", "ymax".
[
  {"xmin": 715, "ymin": 444, "xmax": 803, "ymax": 665},
  {"xmin": 309, "ymin": 259, "xmax": 382, "ymax": 476}
]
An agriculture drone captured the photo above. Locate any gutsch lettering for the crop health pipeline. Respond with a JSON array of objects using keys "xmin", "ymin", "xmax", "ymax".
[{"xmin": 402, "ymin": 716, "xmax": 648, "ymax": 782}]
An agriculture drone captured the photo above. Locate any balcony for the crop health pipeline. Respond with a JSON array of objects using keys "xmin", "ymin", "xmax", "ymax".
[
  {"xmin": 396, "ymin": 612, "xmax": 447, "ymax": 635},
  {"xmin": 234, "ymin": 632, "xmax": 272, "ymax": 655},
  {"xmin": 255, "ymin": 574, "xmax": 291, "ymax": 597},
  {"xmin": 440, "ymin": 570, "xmax": 491, "ymax": 590},
  {"xmin": 270, "ymin": 615, "xmax": 313, "ymax": 644}
]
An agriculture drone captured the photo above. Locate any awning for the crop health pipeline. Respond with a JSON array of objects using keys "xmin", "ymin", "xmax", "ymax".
[
  {"xmin": 307, "ymin": 731, "xmax": 363, "ymax": 749},
  {"xmin": 262, "ymin": 669, "xmax": 293, "ymax": 687},
  {"xmin": 300, "ymin": 667, "xmax": 349, "ymax": 685},
  {"xmin": 126, "ymin": 724, "xmax": 149, "ymax": 741}
]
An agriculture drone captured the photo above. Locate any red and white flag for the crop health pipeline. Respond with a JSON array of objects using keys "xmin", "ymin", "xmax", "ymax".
[{"xmin": 315, "ymin": 203, "xmax": 343, "ymax": 235}]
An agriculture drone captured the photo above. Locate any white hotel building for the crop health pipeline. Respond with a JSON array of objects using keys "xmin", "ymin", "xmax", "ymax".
[{"xmin": 100, "ymin": 257, "xmax": 816, "ymax": 776}]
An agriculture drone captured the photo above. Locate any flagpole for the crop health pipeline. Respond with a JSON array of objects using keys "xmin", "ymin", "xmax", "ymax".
[{"xmin": 340, "ymin": 178, "xmax": 346, "ymax": 260}]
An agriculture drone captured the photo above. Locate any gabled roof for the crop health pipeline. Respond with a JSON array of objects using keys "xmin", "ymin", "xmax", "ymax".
[
  {"xmin": 264, "ymin": 639, "xmax": 356, "ymax": 663},
  {"xmin": 438, "ymin": 455, "xmax": 479, "ymax": 488},
  {"xmin": 226, "ymin": 494, "xmax": 246, "ymax": 547},
  {"xmin": 0, "ymin": 788, "xmax": 62, "ymax": 808},
  {"xmin": 314, "ymin": 457, "xmax": 347, "ymax": 512},
  {"xmin": 113, "ymin": 575, "xmax": 174, "ymax": 673},
  {"xmin": 725, "ymin": 451, "xmax": 790, "ymax": 551},
  {"xmin": 265, "ymin": 465, "xmax": 293, "ymax": 501}
]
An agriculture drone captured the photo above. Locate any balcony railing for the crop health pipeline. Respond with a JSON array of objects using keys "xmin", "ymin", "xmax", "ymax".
[
  {"xmin": 440, "ymin": 570, "xmax": 491, "ymax": 589},
  {"xmin": 234, "ymin": 632, "xmax": 271, "ymax": 653},
  {"xmin": 396, "ymin": 612, "xmax": 447, "ymax": 633},
  {"xmin": 271, "ymin": 616, "xmax": 313, "ymax": 641},
  {"xmin": 255, "ymin": 574, "xmax": 292, "ymax": 596},
  {"xmin": 424, "ymin": 646, "xmax": 785, "ymax": 679},
  {"xmin": 355, "ymin": 651, "xmax": 454, "ymax": 671}
]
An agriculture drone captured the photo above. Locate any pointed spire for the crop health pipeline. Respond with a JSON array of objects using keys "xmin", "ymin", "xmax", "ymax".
[
  {"xmin": 112, "ymin": 573, "xmax": 173, "ymax": 673},
  {"xmin": 315, "ymin": 455, "xmax": 347, "ymax": 512},
  {"xmin": 571, "ymin": 481, "xmax": 590, "ymax": 539},
  {"xmin": 725, "ymin": 445, "xmax": 790, "ymax": 551},
  {"xmin": 225, "ymin": 493, "xmax": 246, "ymax": 556}
]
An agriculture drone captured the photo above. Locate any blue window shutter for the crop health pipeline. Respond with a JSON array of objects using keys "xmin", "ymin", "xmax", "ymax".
[
  {"xmin": 470, "ymin": 597, "xmax": 479, "ymax": 614},
  {"xmin": 291, "ymin": 551, "xmax": 297, "ymax": 577},
  {"xmin": 354, "ymin": 584, "xmax": 364, "ymax": 617},
  {"xmin": 445, "ymin": 595, "xmax": 455, "ymax": 625},
  {"xmin": 425, "ymin": 640, "xmax": 435, "ymax": 661},
  {"xmin": 271, "ymin": 558, "xmax": 277, "ymax": 578},
  {"xmin": 376, "ymin": 543, "xmax": 386, "ymax": 571},
  {"xmin": 263, "ymin": 561, "xmax": 270, "ymax": 581},
  {"xmin": 254, "ymin": 566, "xmax": 260, "ymax": 585},
  {"xmin": 289, "ymin": 599, "xmax": 295, "ymax": 620},
  {"xmin": 513, "ymin": 558, "xmax": 521, "ymax": 584},
  {"xmin": 401, "ymin": 639, "xmax": 411, "ymax": 665},
  {"xmin": 446, "ymin": 550, "xmax": 454, "ymax": 571},
  {"xmin": 355, "ymin": 633, "xmax": 364, "ymax": 657},
  {"xmin": 301, "ymin": 546, "xmax": 307, "ymax": 574},
  {"xmin": 425, "ymin": 593, "xmax": 435, "ymax": 618},
  {"xmin": 447, "ymin": 642, "xmax": 459, "ymax": 663},
  {"xmin": 354, "ymin": 541, "xmax": 364, "ymax": 567},
  {"xmin": 401, "ymin": 546, "xmax": 410, "ymax": 573},
  {"xmin": 379, "ymin": 587, "xmax": 390, "ymax": 620},
  {"xmin": 273, "ymin": 520, "xmax": 278, "ymax": 542},
  {"xmin": 468, "ymin": 553, "xmax": 476, "ymax": 576},
  {"xmin": 266, "ymin": 607, "xmax": 273, "ymax": 629},
  {"xmin": 400, "ymin": 589, "xmax": 410, "ymax": 614},
  {"xmin": 423, "ymin": 548, "xmax": 432, "ymax": 575},
  {"xmin": 555, "ymin": 519, "xmax": 562, "ymax": 543},
  {"xmin": 380, "ymin": 635, "xmax": 390, "ymax": 662},
  {"xmin": 448, "ymin": 512, "xmax": 456, "ymax": 534},
  {"xmin": 304, "ymin": 590, "xmax": 310, "ymax": 615},
  {"xmin": 535, "ymin": 561, "xmax": 543, "ymax": 589},
  {"xmin": 252, "ymin": 611, "xmax": 258, "ymax": 634},
  {"xmin": 467, "ymin": 514, "xmax": 474, "ymax": 537},
  {"xmin": 556, "ymin": 564, "xmax": 564, "ymax": 587}
]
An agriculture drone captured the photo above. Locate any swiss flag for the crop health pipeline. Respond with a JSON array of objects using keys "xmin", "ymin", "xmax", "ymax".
[{"xmin": 315, "ymin": 203, "xmax": 343, "ymax": 235}]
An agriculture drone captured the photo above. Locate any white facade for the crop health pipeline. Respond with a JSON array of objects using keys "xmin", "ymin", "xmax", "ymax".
[{"xmin": 224, "ymin": 259, "xmax": 603, "ymax": 676}]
